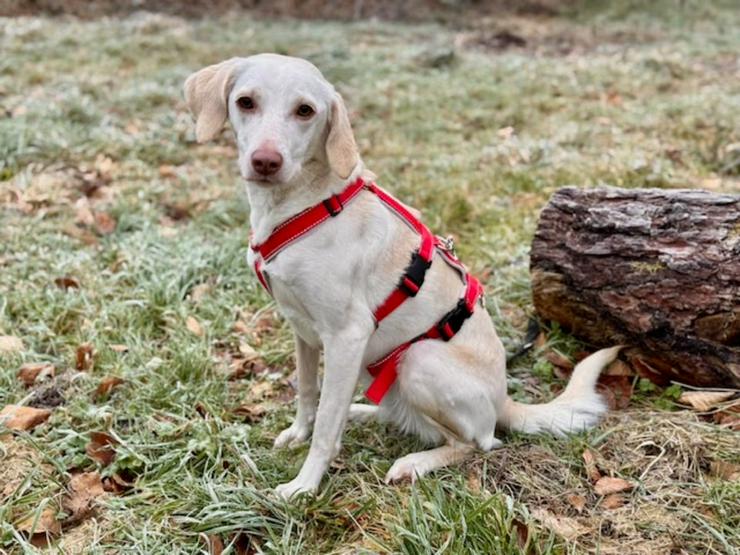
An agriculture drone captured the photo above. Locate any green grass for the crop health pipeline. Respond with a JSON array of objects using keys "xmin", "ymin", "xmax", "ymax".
[{"xmin": 1, "ymin": 3, "xmax": 739, "ymax": 553}]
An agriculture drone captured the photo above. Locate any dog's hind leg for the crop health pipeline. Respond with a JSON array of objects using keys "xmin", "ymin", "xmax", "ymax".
[{"xmin": 384, "ymin": 439, "xmax": 474, "ymax": 484}]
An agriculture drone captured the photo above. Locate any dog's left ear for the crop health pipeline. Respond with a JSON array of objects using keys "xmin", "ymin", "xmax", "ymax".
[
  {"xmin": 184, "ymin": 58, "xmax": 242, "ymax": 143},
  {"xmin": 326, "ymin": 93, "xmax": 359, "ymax": 179}
]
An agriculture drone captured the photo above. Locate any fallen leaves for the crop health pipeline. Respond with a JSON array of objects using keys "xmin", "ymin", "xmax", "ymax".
[
  {"xmin": 54, "ymin": 276, "xmax": 81, "ymax": 290},
  {"xmin": 186, "ymin": 316, "xmax": 204, "ymax": 337},
  {"xmin": 86, "ymin": 432, "xmax": 118, "ymax": 466},
  {"xmin": 94, "ymin": 377, "xmax": 125, "ymax": 400},
  {"xmin": 531, "ymin": 508, "xmax": 585, "ymax": 540},
  {"xmin": 709, "ymin": 460, "xmax": 740, "ymax": 481},
  {"xmin": 16, "ymin": 506, "xmax": 62, "ymax": 537},
  {"xmin": 76, "ymin": 343, "xmax": 94, "ymax": 371},
  {"xmin": 63, "ymin": 472, "xmax": 106, "ymax": 524},
  {"xmin": 566, "ymin": 493, "xmax": 587, "ymax": 513},
  {"xmin": 0, "ymin": 405, "xmax": 51, "ymax": 431},
  {"xmin": 597, "ymin": 375, "xmax": 633, "ymax": 410},
  {"xmin": 678, "ymin": 390, "xmax": 735, "ymax": 412},
  {"xmin": 93, "ymin": 211, "xmax": 117, "ymax": 235},
  {"xmin": 0, "ymin": 335, "xmax": 25, "ymax": 353},
  {"xmin": 582, "ymin": 449, "xmax": 601, "ymax": 483},
  {"xmin": 17, "ymin": 362, "xmax": 55, "ymax": 387},
  {"xmin": 593, "ymin": 476, "xmax": 634, "ymax": 496}
]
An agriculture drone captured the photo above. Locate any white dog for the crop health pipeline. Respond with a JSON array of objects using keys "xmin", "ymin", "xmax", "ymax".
[{"xmin": 184, "ymin": 54, "xmax": 620, "ymax": 500}]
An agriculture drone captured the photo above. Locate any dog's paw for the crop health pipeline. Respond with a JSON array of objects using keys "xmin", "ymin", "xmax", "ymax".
[
  {"xmin": 384, "ymin": 454, "xmax": 428, "ymax": 484},
  {"xmin": 273, "ymin": 423, "xmax": 311, "ymax": 449},
  {"xmin": 274, "ymin": 478, "xmax": 317, "ymax": 500}
]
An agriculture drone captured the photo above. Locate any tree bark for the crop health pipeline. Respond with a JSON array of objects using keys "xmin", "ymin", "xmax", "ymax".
[{"xmin": 530, "ymin": 186, "xmax": 739, "ymax": 388}]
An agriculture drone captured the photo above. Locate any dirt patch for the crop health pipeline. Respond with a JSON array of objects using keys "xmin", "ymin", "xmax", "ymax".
[{"xmin": 471, "ymin": 411, "xmax": 738, "ymax": 553}]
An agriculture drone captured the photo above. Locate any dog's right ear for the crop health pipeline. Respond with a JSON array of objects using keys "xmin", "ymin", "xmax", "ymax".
[{"xmin": 184, "ymin": 58, "xmax": 242, "ymax": 143}]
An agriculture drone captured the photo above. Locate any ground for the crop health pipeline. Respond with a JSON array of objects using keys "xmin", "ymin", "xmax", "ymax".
[{"xmin": 0, "ymin": 2, "xmax": 739, "ymax": 553}]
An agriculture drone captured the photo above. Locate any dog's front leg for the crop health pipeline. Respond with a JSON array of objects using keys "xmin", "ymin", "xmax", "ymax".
[
  {"xmin": 274, "ymin": 324, "xmax": 370, "ymax": 499},
  {"xmin": 274, "ymin": 333, "xmax": 320, "ymax": 448}
]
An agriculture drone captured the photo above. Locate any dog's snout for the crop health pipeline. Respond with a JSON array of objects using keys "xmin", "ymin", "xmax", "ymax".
[{"xmin": 251, "ymin": 149, "xmax": 283, "ymax": 176}]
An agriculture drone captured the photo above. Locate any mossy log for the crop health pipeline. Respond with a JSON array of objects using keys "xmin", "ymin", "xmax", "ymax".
[{"xmin": 530, "ymin": 186, "xmax": 739, "ymax": 387}]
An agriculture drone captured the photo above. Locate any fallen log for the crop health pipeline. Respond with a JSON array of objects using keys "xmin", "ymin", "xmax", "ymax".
[{"xmin": 530, "ymin": 187, "xmax": 739, "ymax": 388}]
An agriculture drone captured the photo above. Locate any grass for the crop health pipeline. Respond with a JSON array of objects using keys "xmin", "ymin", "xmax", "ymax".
[{"xmin": 1, "ymin": 3, "xmax": 739, "ymax": 553}]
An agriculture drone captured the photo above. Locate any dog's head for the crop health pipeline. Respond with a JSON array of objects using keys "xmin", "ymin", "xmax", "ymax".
[{"xmin": 184, "ymin": 54, "xmax": 358, "ymax": 186}]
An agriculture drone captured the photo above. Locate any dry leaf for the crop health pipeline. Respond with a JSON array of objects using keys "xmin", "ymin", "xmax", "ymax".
[
  {"xmin": 16, "ymin": 507, "xmax": 61, "ymax": 536},
  {"xmin": 233, "ymin": 320, "xmax": 250, "ymax": 334},
  {"xmin": 544, "ymin": 350, "xmax": 574, "ymax": 371},
  {"xmin": 190, "ymin": 283, "xmax": 211, "ymax": 303},
  {"xmin": 248, "ymin": 381, "xmax": 274, "ymax": 400},
  {"xmin": 64, "ymin": 471, "xmax": 106, "ymax": 523},
  {"xmin": 531, "ymin": 508, "xmax": 585, "ymax": 540},
  {"xmin": 582, "ymin": 449, "xmax": 601, "ymax": 482},
  {"xmin": 74, "ymin": 198, "xmax": 95, "ymax": 225},
  {"xmin": 94, "ymin": 376, "xmax": 125, "ymax": 400},
  {"xmin": 709, "ymin": 460, "xmax": 740, "ymax": 481},
  {"xmin": 0, "ymin": 405, "xmax": 51, "ymax": 431},
  {"xmin": 714, "ymin": 411, "xmax": 740, "ymax": 431},
  {"xmin": 94, "ymin": 212, "xmax": 117, "ymax": 235},
  {"xmin": 597, "ymin": 375, "xmax": 633, "ymax": 410},
  {"xmin": 159, "ymin": 164, "xmax": 177, "ymax": 178},
  {"xmin": 512, "ymin": 518, "xmax": 530, "ymax": 550},
  {"xmin": 202, "ymin": 534, "xmax": 225, "ymax": 555},
  {"xmin": 17, "ymin": 363, "xmax": 55, "ymax": 387},
  {"xmin": 54, "ymin": 276, "xmax": 80, "ymax": 290},
  {"xmin": 76, "ymin": 343, "xmax": 94, "ymax": 371},
  {"xmin": 602, "ymin": 493, "xmax": 626, "ymax": 509},
  {"xmin": 679, "ymin": 390, "xmax": 735, "ymax": 412},
  {"xmin": 603, "ymin": 359, "xmax": 634, "ymax": 376},
  {"xmin": 86, "ymin": 432, "xmax": 118, "ymax": 466},
  {"xmin": 566, "ymin": 493, "xmax": 587, "ymax": 513},
  {"xmin": 102, "ymin": 470, "xmax": 135, "ymax": 493},
  {"xmin": 0, "ymin": 335, "xmax": 25, "ymax": 353},
  {"xmin": 594, "ymin": 476, "xmax": 634, "ymax": 496},
  {"xmin": 232, "ymin": 404, "xmax": 267, "ymax": 424},
  {"xmin": 186, "ymin": 316, "xmax": 204, "ymax": 337},
  {"xmin": 110, "ymin": 344, "xmax": 128, "ymax": 353}
]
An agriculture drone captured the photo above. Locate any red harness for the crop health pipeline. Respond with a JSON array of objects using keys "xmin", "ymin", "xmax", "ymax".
[{"xmin": 250, "ymin": 177, "xmax": 483, "ymax": 404}]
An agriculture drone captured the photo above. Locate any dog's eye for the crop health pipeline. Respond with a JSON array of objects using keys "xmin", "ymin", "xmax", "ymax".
[
  {"xmin": 296, "ymin": 104, "xmax": 315, "ymax": 118},
  {"xmin": 236, "ymin": 96, "xmax": 255, "ymax": 111}
]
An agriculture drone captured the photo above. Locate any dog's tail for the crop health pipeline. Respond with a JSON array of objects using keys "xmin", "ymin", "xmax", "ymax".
[{"xmin": 498, "ymin": 346, "xmax": 621, "ymax": 437}]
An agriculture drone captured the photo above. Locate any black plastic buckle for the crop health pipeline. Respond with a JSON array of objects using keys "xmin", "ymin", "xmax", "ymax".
[
  {"xmin": 323, "ymin": 195, "xmax": 343, "ymax": 217},
  {"xmin": 398, "ymin": 250, "xmax": 432, "ymax": 297},
  {"xmin": 436, "ymin": 299, "xmax": 473, "ymax": 341}
]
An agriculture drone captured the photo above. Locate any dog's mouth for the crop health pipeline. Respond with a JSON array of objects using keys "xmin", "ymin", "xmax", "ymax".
[{"xmin": 246, "ymin": 174, "xmax": 281, "ymax": 186}]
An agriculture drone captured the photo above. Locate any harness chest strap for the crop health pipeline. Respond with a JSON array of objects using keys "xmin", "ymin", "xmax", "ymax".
[{"xmin": 250, "ymin": 178, "xmax": 435, "ymax": 325}]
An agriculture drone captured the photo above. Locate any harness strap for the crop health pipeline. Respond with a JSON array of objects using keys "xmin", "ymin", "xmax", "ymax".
[{"xmin": 365, "ymin": 275, "xmax": 484, "ymax": 404}]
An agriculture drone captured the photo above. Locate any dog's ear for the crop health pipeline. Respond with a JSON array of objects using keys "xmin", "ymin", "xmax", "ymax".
[
  {"xmin": 184, "ymin": 58, "xmax": 241, "ymax": 143},
  {"xmin": 326, "ymin": 93, "xmax": 359, "ymax": 179}
]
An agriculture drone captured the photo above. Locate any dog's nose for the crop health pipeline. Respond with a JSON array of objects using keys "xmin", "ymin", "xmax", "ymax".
[{"xmin": 251, "ymin": 149, "xmax": 283, "ymax": 176}]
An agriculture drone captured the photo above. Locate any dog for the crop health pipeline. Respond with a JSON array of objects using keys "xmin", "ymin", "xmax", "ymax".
[{"xmin": 184, "ymin": 54, "xmax": 620, "ymax": 500}]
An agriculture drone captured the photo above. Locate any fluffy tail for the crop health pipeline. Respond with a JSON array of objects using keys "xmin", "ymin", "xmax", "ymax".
[{"xmin": 499, "ymin": 346, "xmax": 622, "ymax": 437}]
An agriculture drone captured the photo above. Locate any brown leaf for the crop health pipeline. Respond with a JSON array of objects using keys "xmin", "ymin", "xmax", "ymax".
[
  {"xmin": 544, "ymin": 350, "xmax": 574, "ymax": 372},
  {"xmin": 159, "ymin": 164, "xmax": 177, "ymax": 179},
  {"xmin": 512, "ymin": 518, "xmax": 530, "ymax": 550},
  {"xmin": 17, "ymin": 363, "xmax": 55, "ymax": 387},
  {"xmin": 582, "ymin": 449, "xmax": 601, "ymax": 483},
  {"xmin": 186, "ymin": 316, "xmax": 204, "ymax": 337},
  {"xmin": 232, "ymin": 404, "xmax": 267, "ymax": 424},
  {"xmin": 94, "ymin": 376, "xmax": 125, "ymax": 400},
  {"xmin": 597, "ymin": 375, "xmax": 633, "ymax": 410},
  {"xmin": 594, "ymin": 476, "xmax": 634, "ymax": 496},
  {"xmin": 679, "ymin": 390, "xmax": 735, "ymax": 412},
  {"xmin": 602, "ymin": 493, "xmax": 626, "ymax": 509},
  {"xmin": 566, "ymin": 493, "xmax": 587, "ymax": 513},
  {"xmin": 714, "ymin": 411, "xmax": 740, "ymax": 431},
  {"xmin": 110, "ymin": 344, "xmax": 128, "ymax": 353},
  {"xmin": 16, "ymin": 507, "xmax": 61, "ymax": 536},
  {"xmin": 0, "ymin": 335, "xmax": 25, "ymax": 353},
  {"xmin": 232, "ymin": 320, "xmax": 250, "ymax": 335},
  {"xmin": 86, "ymin": 432, "xmax": 118, "ymax": 466},
  {"xmin": 709, "ymin": 460, "xmax": 740, "ymax": 481},
  {"xmin": 203, "ymin": 534, "xmax": 225, "ymax": 555},
  {"xmin": 93, "ymin": 211, "xmax": 117, "ymax": 235},
  {"xmin": 603, "ymin": 359, "xmax": 634, "ymax": 377},
  {"xmin": 190, "ymin": 283, "xmax": 211, "ymax": 303},
  {"xmin": 533, "ymin": 331, "xmax": 547, "ymax": 349},
  {"xmin": 531, "ymin": 508, "xmax": 585, "ymax": 540},
  {"xmin": 76, "ymin": 343, "xmax": 94, "ymax": 371},
  {"xmin": 102, "ymin": 471, "xmax": 135, "ymax": 493},
  {"xmin": 54, "ymin": 276, "xmax": 80, "ymax": 290},
  {"xmin": 63, "ymin": 471, "xmax": 106, "ymax": 523},
  {"xmin": 0, "ymin": 405, "xmax": 51, "ymax": 431}
]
